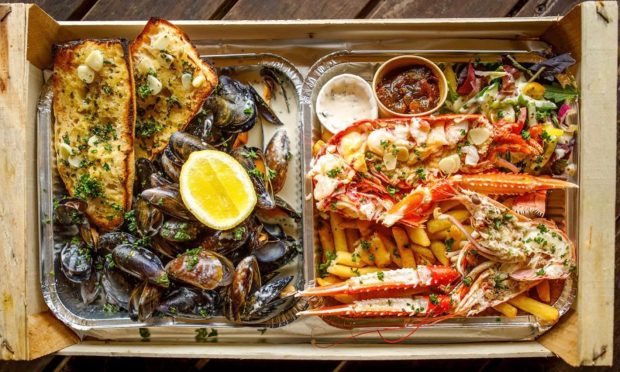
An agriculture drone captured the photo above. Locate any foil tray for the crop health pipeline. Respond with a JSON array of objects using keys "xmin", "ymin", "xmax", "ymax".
[
  {"xmin": 300, "ymin": 50, "xmax": 578, "ymax": 339},
  {"xmin": 38, "ymin": 53, "xmax": 308, "ymax": 337}
]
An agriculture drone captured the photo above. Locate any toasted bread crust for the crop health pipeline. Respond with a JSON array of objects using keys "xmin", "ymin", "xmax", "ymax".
[
  {"xmin": 53, "ymin": 39, "xmax": 135, "ymax": 230},
  {"xmin": 130, "ymin": 18, "xmax": 217, "ymax": 159}
]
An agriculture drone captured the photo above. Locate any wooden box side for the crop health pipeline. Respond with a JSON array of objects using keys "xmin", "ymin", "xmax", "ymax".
[{"xmin": 539, "ymin": 1, "xmax": 617, "ymax": 367}]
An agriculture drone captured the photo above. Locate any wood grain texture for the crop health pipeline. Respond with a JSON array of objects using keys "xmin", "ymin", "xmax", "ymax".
[
  {"xmin": 224, "ymin": 0, "xmax": 371, "ymax": 20},
  {"xmin": 0, "ymin": 3, "xmax": 29, "ymax": 361},
  {"xmin": 26, "ymin": 313, "xmax": 78, "ymax": 360},
  {"xmin": 3, "ymin": 0, "xmax": 89, "ymax": 20},
  {"xmin": 365, "ymin": 0, "xmax": 520, "ymax": 19},
  {"xmin": 515, "ymin": 0, "xmax": 585, "ymax": 17},
  {"xmin": 83, "ymin": 0, "xmax": 228, "ymax": 20}
]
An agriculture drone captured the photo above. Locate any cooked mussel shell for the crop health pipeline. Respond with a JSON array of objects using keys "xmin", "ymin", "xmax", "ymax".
[
  {"xmin": 80, "ymin": 270, "xmax": 101, "ymax": 305},
  {"xmin": 230, "ymin": 146, "xmax": 275, "ymax": 209},
  {"xmin": 206, "ymin": 75, "xmax": 257, "ymax": 133},
  {"xmin": 252, "ymin": 238, "xmax": 299, "ymax": 274},
  {"xmin": 149, "ymin": 172, "xmax": 174, "ymax": 188},
  {"xmin": 225, "ymin": 255, "xmax": 261, "ymax": 322},
  {"xmin": 151, "ymin": 235, "xmax": 184, "ymax": 260},
  {"xmin": 264, "ymin": 128, "xmax": 290, "ymax": 194},
  {"xmin": 245, "ymin": 275, "xmax": 294, "ymax": 321},
  {"xmin": 135, "ymin": 197, "xmax": 164, "ymax": 237},
  {"xmin": 112, "ymin": 244, "xmax": 169, "ymax": 288},
  {"xmin": 169, "ymin": 131, "xmax": 209, "ymax": 161},
  {"xmin": 185, "ymin": 109, "xmax": 214, "ymax": 143},
  {"xmin": 102, "ymin": 265, "xmax": 135, "ymax": 310},
  {"xmin": 97, "ymin": 232, "xmax": 137, "ymax": 254},
  {"xmin": 160, "ymin": 219, "xmax": 201, "ymax": 242},
  {"xmin": 200, "ymin": 219, "xmax": 253, "ymax": 256},
  {"xmin": 157, "ymin": 287, "xmax": 218, "ymax": 319},
  {"xmin": 161, "ymin": 147, "xmax": 183, "ymax": 182},
  {"xmin": 54, "ymin": 198, "xmax": 87, "ymax": 226},
  {"xmin": 135, "ymin": 158, "xmax": 158, "ymax": 194},
  {"xmin": 255, "ymin": 197, "xmax": 301, "ymax": 238},
  {"xmin": 79, "ymin": 220, "xmax": 99, "ymax": 249},
  {"xmin": 248, "ymin": 85, "xmax": 285, "ymax": 126},
  {"xmin": 165, "ymin": 249, "xmax": 234, "ymax": 290},
  {"xmin": 128, "ymin": 281, "xmax": 163, "ymax": 322},
  {"xmin": 60, "ymin": 241, "xmax": 92, "ymax": 283},
  {"xmin": 141, "ymin": 186, "xmax": 195, "ymax": 221}
]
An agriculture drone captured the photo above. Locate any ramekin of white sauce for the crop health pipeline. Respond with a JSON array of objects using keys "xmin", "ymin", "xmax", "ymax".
[{"xmin": 315, "ymin": 74, "xmax": 378, "ymax": 134}]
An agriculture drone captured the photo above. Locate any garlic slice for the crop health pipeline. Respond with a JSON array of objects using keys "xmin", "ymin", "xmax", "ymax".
[
  {"xmin": 461, "ymin": 145, "xmax": 480, "ymax": 166},
  {"xmin": 77, "ymin": 65, "xmax": 95, "ymax": 84},
  {"xmin": 68, "ymin": 156, "xmax": 82, "ymax": 168},
  {"xmin": 192, "ymin": 74, "xmax": 206, "ymax": 88},
  {"xmin": 58, "ymin": 143, "xmax": 73, "ymax": 158},
  {"xmin": 467, "ymin": 127, "xmax": 491, "ymax": 146},
  {"xmin": 181, "ymin": 73, "xmax": 193, "ymax": 90},
  {"xmin": 147, "ymin": 75, "xmax": 162, "ymax": 95},
  {"xmin": 85, "ymin": 50, "xmax": 104, "ymax": 72},
  {"xmin": 151, "ymin": 33, "xmax": 170, "ymax": 50},
  {"xmin": 438, "ymin": 154, "xmax": 461, "ymax": 174}
]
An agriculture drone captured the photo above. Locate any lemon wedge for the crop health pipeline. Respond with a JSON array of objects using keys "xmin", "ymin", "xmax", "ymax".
[{"xmin": 179, "ymin": 150, "xmax": 257, "ymax": 230}]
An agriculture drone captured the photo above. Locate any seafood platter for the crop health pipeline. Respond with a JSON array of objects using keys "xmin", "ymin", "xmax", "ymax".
[{"xmin": 11, "ymin": 2, "xmax": 611, "ymax": 363}]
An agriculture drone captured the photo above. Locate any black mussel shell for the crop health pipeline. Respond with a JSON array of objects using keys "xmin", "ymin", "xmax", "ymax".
[
  {"xmin": 169, "ymin": 131, "xmax": 209, "ymax": 161},
  {"xmin": 128, "ymin": 281, "xmax": 163, "ymax": 322},
  {"xmin": 141, "ymin": 186, "xmax": 195, "ymax": 221},
  {"xmin": 160, "ymin": 147, "xmax": 183, "ymax": 182},
  {"xmin": 157, "ymin": 287, "xmax": 218, "ymax": 319},
  {"xmin": 264, "ymin": 128, "xmax": 290, "ymax": 194},
  {"xmin": 135, "ymin": 197, "xmax": 164, "ymax": 237},
  {"xmin": 102, "ymin": 265, "xmax": 135, "ymax": 310},
  {"xmin": 112, "ymin": 244, "xmax": 169, "ymax": 288},
  {"xmin": 135, "ymin": 158, "xmax": 158, "ymax": 195},
  {"xmin": 159, "ymin": 219, "xmax": 201, "ymax": 242},
  {"xmin": 60, "ymin": 241, "xmax": 92, "ymax": 283},
  {"xmin": 97, "ymin": 232, "xmax": 138, "ymax": 254}
]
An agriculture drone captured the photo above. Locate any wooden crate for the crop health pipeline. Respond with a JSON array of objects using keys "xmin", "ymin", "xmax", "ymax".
[{"xmin": 0, "ymin": 2, "xmax": 615, "ymax": 365}]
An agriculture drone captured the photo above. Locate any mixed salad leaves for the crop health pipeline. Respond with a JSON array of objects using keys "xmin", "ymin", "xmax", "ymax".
[{"xmin": 441, "ymin": 53, "xmax": 578, "ymax": 176}]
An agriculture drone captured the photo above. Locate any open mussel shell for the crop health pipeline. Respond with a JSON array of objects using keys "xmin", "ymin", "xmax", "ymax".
[
  {"xmin": 112, "ymin": 244, "xmax": 169, "ymax": 288},
  {"xmin": 97, "ymin": 232, "xmax": 137, "ymax": 254},
  {"xmin": 102, "ymin": 265, "xmax": 135, "ymax": 310},
  {"xmin": 60, "ymin": 241, "xmax": 92, "ymax": 283},
  {"xmin": 160, "ymin": 219, "xmax": 201, "ymax": 242},
  {"xmin": 248, "ymin": 84, "xmax": 285, "ymax": 126},
  {"xmin": 80, "ymin": 270, "xmax": 101, "ymax": 305},
  {"xmin": 151, "ymin": 235, "xmax": 184, "ymax": 260},
  {"xmin": 157, "ymin": 287, "xmax": 218, "ymax": 319},
  {"xmin": 135, "ymin": 197, "xmax": 163, "ymax": 237},
  {"xmin": 54, "ymin": 198, "xmax": 87, "ymax": 226},
  {"xmin": 230, "ymin": 146, "xmax": 275, "ymax": 209},
  {"xmin": 206, "ymin": 75, "xmax": 257, "ymax": 133},
  {"xmin": 225, "ymin": 255, "xmax": 261, "ymax": 322},
  {"xmin": 128, "ymin": 281, "xmax": 163, "ymax": 322},
  {"xmin": 252, "ymin": 237, "xmax": 299, "ymax": 274},
  {"xmin": 79, "ymin": 220, "xmax": 99, "ymax": 249},
  {"xmin": 264, "ymin": 128, "xmax": 290, "ymax": 194},
  {"xmin": 166, "ymin": 249, "xmax": 234, "ymax": 290},
  {"xmin": 245, "ymin": 275, "xmax": 294, "ymax": 321},
  {"xmin": 255, "ymin": 197, "xmax": 301, "ymax": 237},
  {"xmin": 185, "ymin": 109, "xmax": 214, "ymax": 143},
  {"xmin": 150, "ymin": 172, "xmax": 174, "ymax": 188},
  {"xmin": 200, "ymin": 218, "xmax": 253, "ymax": 257},
  {"xmin": 135, "ymin": 158, "xmax": 158, "ymax": 195},
  {"xmin": 141, "ymin": 185, "xmax": 195, "ymax": 221},
  {"xmin": 169, "ymin": 131, "xmax": 209, "ymax": 161},
  {"xmin": 161, "ymin": 147, "xmax": 183, "ymax": 182}
]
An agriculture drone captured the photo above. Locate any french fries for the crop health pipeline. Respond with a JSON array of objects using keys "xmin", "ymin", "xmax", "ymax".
[
  {"xmin": 493, "ymin": 303, "xmax": 518, "ymax": 318},
  {"xmin": 430, "ymin": 241, "xmax": 449, "ymax": 266},
  {"xmin": 330, "ymin": 212, "xmax": 348, "ymax": 252},
  {"xmin": 316, "ymin": 275, "xmax": 341, "ymax": 287},
  {"xmin": 334, "ymin": 251, "xmax": 366, "ymax": 268},
  {"xmin": 369, "ymin": 233, "xmax": 391, "ymax": 267},
  {"xmin": 412, "ymin": 245, "xmax": 436, "ymax": 264},
  {"xmin": 508, "ymin": 294, "xmax": 559, "ymax": 323},
  {"xmin": 318, "ymin": 220, "xmax": 335, "ymax": 257},
  {"xmin": 327, "ymin": 264, "xmax": 383, "ymax": 278},
  {"xmin": 446, "ymin": 209, "xmax": 470, "ymax": 223},
  {"xmin": 405, "ymin": 226, "xmax": 430, "ymax": 247},
  {"xmin": 427, "ymin": 218, "xmax": 452, "ymax": 233},
  {"xmin": 392, "ymin": 227, "xmax": 416, "ymax": 268}
]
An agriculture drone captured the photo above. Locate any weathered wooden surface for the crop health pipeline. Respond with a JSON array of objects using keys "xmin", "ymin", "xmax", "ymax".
[
  {"xmin": 83, "ymin": 0, "xmax": 229, "ymax": 20},
  {"xmin": 224, "ymin": 0, "xmax": 371, "ymax": 20}
]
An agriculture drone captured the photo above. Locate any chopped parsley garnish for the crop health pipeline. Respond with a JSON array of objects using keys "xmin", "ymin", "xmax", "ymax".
[
  {"xmin": 380, "ymin": 139, "xmax": 389, "ymax": 149},
  {"xmin": 243, "ymin": 107, "xmax": 254, "ymax": 116},
  {"xmin": 445, "ymin": 238, "xmax": 455, "ymax": 252},
  {"xmin": 326, "ymin": 167, "xmax": 342, "ymax": 178},
  {"xmin": 243, "ymin": 149, "xmax": 259, "ymax": 159},
  {"xmin": 75, "ymin": 173, "xmax": 104, "ymax": 199},
  {"xmin": 137, "ymin": 85, "xmax": 152, "ymax": 99},
  {"xmin": 167, "ymin": 95, "xmax": 182, "ymax": 108},
  {"xmin": 124, "ymin": 210, "xmax": 138, "ymax": 234},
  {"xmin": 360, "ymin": 240, "xmax": 371, "ymax": 250},
  {"xmin": 185, "ymin": 255, "xmax": 200, "ymax": 271},
  {"xmin": 102, "ymin": 85, "xmax": 113, "ymax": 95},
  {"xmin": 103, "ymin": 163, "xmax": 111, "ymax": 172},
  {"xmin": 536, "ymin": 268, "xmax": 546, "ymax": 276},
  {"xmin": 463, "ymin": 276, "xmax": 472, "ymax": 286},
  {"xmin": 103, "ymin": 303, "xmax": 119, "ymax": 313},
  {"xmin": 537, "ymin": 224, "xmax": 549, "ymax": 233},
  {"xmin": 386, "ymin": 185, "xmax": 398, "ymax": 196},
  {"xmin": 62, "ymin": 134, "xmax": 70, "ymax": 145},
  {"xmin": 267, "ymin": 167, "xmax": 277, "ymax": 180},
  {"xmin": 376, "ymin": 271, "xmax": 384, "ymax": 281},
  {"xmin": 233, "ymin": 227, "xmax": 246, "ymax": 241},
  {"xmin": 156, "ymin": 272, "xmax": 170, "ymax": 286},
  {"xmin": 541, "ymin": 130, "xmax": 552, "ymax": 142},
  {"xmin": 521, "ymin": 130, "xmax": 531, "ymax": 140},
  {"xmin": 136, "ymin": 119, "xmax": 164, "ymax": 138},
  {"xmin": 368, "ymin": 253, "xmax": 376, "ymax": 262},
  {"xmin": 247, "ymin": 168, "xmax": 264, "ymax": 179},
  {"xmin": 429, "ymin": 293, "xmax": 439, "ymax": 305},
  {"xmin": 415, "ymin": 168, "xmax": 426, "ymax": 181}
]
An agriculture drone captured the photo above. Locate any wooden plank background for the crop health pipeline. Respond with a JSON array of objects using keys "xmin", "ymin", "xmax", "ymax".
[{"xmin": 1, "ymin": 0, "xmax": 618, "ymax": 370}]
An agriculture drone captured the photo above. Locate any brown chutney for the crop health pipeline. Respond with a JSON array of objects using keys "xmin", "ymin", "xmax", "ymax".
[{"xmin": 375, "ymin": 65, "xmax": 440, "ymax": 115}]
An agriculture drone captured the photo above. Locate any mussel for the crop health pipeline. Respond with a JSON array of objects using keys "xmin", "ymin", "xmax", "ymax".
[
  {"xmin": 157, "ymin": 287, "xmax": 218, "ymax": 319},
  {"xmin": 169, "ymin": 131, "xmax": 209, "ymax": 161},
  {"xmin": 224, "ymin": 256, "xmax": 294, "ymax": 322},
  {"xmin": 264, "ymin": 128, "xmax": 291, "ymax": 194},
  {"xmin": 141, "ymin": 185, "xmax": 195, "ymax": 221},
  {"xmin": 135, "ymin": 197, "xmax": 164, "ymax": 237},
  {"xmin": 252, "ymin": 237, "xmax": 300, "ymax": 274},
  {"xmin": 102, "ymin": 265, "xmax": 135, "ymax": 310},
  {"xmin": 135, "ymin": 158, "xmax": 158, "ymax": 194},
  {"xmin": 165, "ymin": 249, "xmax": 234, "ymax": 290},
  {"xmin": 200, "ymin": 218, "xmax": 253, "ymax": 256},
  {"xmin": 80, "ymin": 270, "xmax": 101, "ymax": 305},
  {"xmin": 60, "ymin": 241, "xmax": 92, "ymax": 283},
  {"xmin": 112, "ymin": 244, "xmax": 169, "ymax": 287},
  {"xmin": 54, "ymin": 198, "xmax": 87, "ymax": 226},
  {"xmin": 151, "ymin": 235, "xmax": 184, "ymax": 260},
  {"xmin": 160, "ymin": 219, "xmax": 201, "ymax": 242},
  {"xmin": 128, "ymin": 281, "xmax": 163, "ymax": 321},
  {"xmin": 160, "ymin": 147, "xmax": 183, "ymax": 182},
  {"xmin": 230, "ymin": 146, "xmax": 275, "ymax": 209},
  {"xmin": 97, "ymin": 232, "xmax": 137, "ymax": 254}
]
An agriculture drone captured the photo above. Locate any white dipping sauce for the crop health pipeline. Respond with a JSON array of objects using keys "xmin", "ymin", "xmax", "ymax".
[{"xmin": 315, "ymin": 74, "xmax": 378, "ymax": 134}]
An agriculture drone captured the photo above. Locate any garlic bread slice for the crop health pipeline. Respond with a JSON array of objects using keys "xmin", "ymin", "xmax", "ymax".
[
  {"xmin": 130, "ymin": 18, "xmax": 218, "ymax": 159},
  {"xmin": 53, "ymin": 39, "xmax": 135, "ymax": 230}
]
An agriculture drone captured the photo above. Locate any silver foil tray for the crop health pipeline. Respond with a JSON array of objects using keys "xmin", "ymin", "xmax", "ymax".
[
  {"xmin": 38, "ymin": 53, "xmax": 306, "ymax": 335},
  {"xmin": 301, "ymin": 50, "xmax": 577, "ymax": 340}
]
